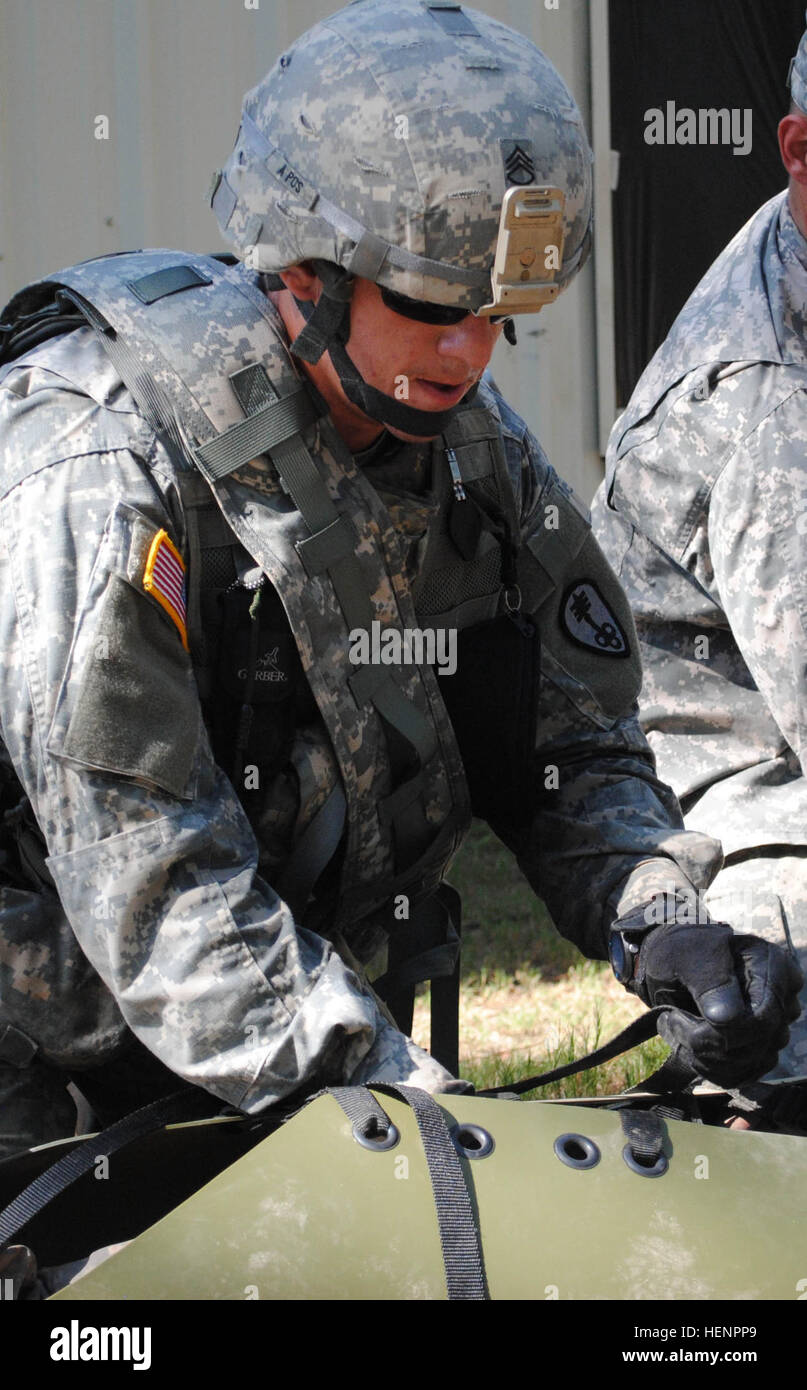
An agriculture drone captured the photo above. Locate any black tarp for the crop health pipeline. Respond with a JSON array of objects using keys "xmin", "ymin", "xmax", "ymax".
[{"xmin": 610, "ymin": 0, "xmax": 806, "ymax": 404}]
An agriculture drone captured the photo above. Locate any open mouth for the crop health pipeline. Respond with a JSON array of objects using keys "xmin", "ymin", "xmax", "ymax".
[{"xmin": 415, "ymin": 378, "xmax": 470, "ymax": 403}]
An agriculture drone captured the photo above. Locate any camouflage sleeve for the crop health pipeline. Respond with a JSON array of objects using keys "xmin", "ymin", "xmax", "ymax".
[
  {"xmin": 709, "ymin": 391, "xmax": 807, "ymax": 771},
  {"xmin": 0, "ymin": 378, "xmax": 453, "ymax": 1106},
  {"xmin": 508, "ymin": 430, "xmax": 722, "ymax": 959}
]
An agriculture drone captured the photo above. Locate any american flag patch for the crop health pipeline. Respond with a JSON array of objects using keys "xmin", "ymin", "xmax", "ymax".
[{"xmin": 143, "ymin": 529, "xmax": 188, "ymax": 650}]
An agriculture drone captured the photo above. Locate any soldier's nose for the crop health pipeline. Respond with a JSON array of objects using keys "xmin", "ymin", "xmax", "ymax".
[{"xmin": 434, "ymin": 314, "xmax": 499, "ymax": 373}]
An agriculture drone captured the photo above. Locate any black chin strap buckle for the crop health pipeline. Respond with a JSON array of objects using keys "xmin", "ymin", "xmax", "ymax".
[
  {"xmin": 289, "ymin": 295, "xmax": 350, "ymax": 366},
  {"xmin": 288, "ymin": 263, "xmax": 355, "ymax": 365}
]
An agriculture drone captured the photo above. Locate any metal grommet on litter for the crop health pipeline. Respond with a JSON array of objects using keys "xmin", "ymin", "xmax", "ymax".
[
  {"xmin": 622, "ymin": 1143, "xmax": 668, "ymax": 1178},
  {"xmin": 351, "ymin": 1121, "xmax": 400, "ymax": 1152},
  {"xmin": 553, "ymin": 1132, "xmax": 601, "ymax": 1170},
  {"xmin": 449, "ymin": 1123, "xmax": 495, "ymax": 1159}
]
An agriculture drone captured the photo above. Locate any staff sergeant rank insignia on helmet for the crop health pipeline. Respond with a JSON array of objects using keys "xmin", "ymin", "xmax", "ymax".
[{"xmin": 501, "ymin": 139, "xmax": 537, "ymax": 186}]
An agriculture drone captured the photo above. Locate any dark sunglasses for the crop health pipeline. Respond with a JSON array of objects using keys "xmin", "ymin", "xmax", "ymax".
[{"xmin": 379, "ymin": 284, "xmax": 509, "ymax": 326}]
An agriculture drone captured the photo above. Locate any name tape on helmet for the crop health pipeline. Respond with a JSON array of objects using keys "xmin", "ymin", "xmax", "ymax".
[{"xmin": 265, "ymin": 150, "xmax": 319, "ymax": 211}]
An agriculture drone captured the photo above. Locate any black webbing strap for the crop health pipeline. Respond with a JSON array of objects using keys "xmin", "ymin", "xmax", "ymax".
[
  {"xmin": 390, "ymin": 1084, "xmax": 488, "ymax": 1300},
  {"xmin": 328, "ymin": 1085, "xmax": 393, "ymax": 1141},
  {"xmin": 477, "ymin": 1005, "xmax": 676, "ymax": 1097},
  {"xmin": 0, "ymin": 1087, "xmax": 215, "ymax": 1250},
  {"xmin": 625, "ymin": 1049, "xmax": 699, "ymax": 1096},
  {"xmin": 430, "ymin": 967, "xmax": 461, "ymax": 1078},
  {"xmin": 329, "ymin": 1085, "xmax": 488, "ymax": 1300},
  {"xmin": 373, "ymin": 885, "xmax": 462, "ymax": 1076},
  {"xmin": 619, "ymin": 1108, "xmax": 665, "ymax": 1165}
]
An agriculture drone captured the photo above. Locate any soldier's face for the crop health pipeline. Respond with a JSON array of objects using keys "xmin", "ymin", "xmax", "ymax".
[
  {"xmin": 344, "ymin": 276, "xmax": 504, "ymax": 442},
  {"xmin": 270, "ymin": 267, "xmax": 502, "ymax": 449}
]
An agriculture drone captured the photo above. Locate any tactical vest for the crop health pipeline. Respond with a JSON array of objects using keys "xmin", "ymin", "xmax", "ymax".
[{"xmin": 0, "ymin": 251, "xmax": 528, "ymax": 972}]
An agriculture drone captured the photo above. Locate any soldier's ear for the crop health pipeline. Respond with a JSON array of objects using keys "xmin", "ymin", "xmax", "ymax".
[
  {"xmin": 276, "ymin": 263, "xmax": 321, "ymax": 301},
  {"xmin": 778, "ymin": 113, "xmax": 807, "ymax": 185}
]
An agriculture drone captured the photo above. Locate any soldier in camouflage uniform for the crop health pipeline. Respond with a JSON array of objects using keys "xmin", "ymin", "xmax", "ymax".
[
  {"xmin": 593, "ymin": 19, "xmax": 807, "ymax": 1078},
  {"xmin": 0, "ymin": 0, "xmax": 800, "ymax": 1159}
]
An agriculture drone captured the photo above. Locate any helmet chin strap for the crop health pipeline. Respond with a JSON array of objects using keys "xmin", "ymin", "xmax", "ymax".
[{"xmin": 284, "ymin": 267, "xmax": 478, "ymax": 437}]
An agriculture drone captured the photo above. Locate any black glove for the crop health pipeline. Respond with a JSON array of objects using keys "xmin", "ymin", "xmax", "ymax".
[{"xmin": 633, "ymin": 922, "xmax": 804, "ymax": 1088}]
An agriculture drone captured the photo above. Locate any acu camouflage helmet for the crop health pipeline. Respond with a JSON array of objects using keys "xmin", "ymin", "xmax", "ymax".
[{"xmin": 210, "ymin": 0, "xmax": 593, "ymax": 317}]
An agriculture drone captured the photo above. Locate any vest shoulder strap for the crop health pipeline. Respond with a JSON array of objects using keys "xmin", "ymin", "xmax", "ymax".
[{"xmin": 5, "ymin": 250, "xmax": 472, "ymax": 922}]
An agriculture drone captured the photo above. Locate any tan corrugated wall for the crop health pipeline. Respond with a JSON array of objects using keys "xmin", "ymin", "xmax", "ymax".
[{"xmin": 0, "ymin": 0, "xmax": 608, "ymax": 499}]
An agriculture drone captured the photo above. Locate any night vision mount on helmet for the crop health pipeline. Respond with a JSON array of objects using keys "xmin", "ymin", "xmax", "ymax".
[{"xmin": 209, "ymin": 0, "xmax": 594, "ymax": 435}]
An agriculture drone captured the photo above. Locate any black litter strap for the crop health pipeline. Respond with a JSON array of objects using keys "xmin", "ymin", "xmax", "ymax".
[
  {"xmin": 330, "ymin": 1085, "xmax": 488, "ymax": 1301},
  {"xmin": 478, "ymin": 1005, "xmax": 676, "ymax": 1097},
  {"xmin": 0, "ymin": 1087, "xmax": 215, "ymax": 1250},
  {"xmin": 328, "ymin": 1085, "xmax": 394, "ymax": 1141},
  {"xmin": 388, "ymin": 1084, "xmax": 488, "ymax": 1301},
  {"xmin": 619, "ymin": 1107, "xmax": 665, "ymax": 1165},
  {"xmin": 626, "ymin": 1049, "xmax": 699, "ymax": 1096}
]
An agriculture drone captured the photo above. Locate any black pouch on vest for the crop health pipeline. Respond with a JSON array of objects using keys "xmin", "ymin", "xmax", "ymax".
[{"xmin": 439, "ymin": 612, "xmax": 539, "ymax": 853}]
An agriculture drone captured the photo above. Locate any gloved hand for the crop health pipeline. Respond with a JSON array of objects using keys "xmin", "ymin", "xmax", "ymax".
[{"xmin": 633, "ymin": 922, "xmax": 804, "ymax": 1087}]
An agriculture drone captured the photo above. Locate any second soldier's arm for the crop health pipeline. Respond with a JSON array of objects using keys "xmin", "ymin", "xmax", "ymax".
[
  {"xmin": 481, "ymin": 399, "xmax": 801, "ymax": 1083},
  {"xmin": 708, "ymin": 389, "xmax": 807, "ymax": 778}
]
